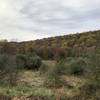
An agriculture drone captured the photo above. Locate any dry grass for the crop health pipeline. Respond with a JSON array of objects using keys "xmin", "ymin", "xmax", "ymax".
[
  {"xmin": 61, "ymin": 75, "xmax": 86, "ymax": 87},
  {"xmin": 0, "ymin": 70, "xmax": 86, "ymax": 100},
  {"xmin": 42, "ymin": 60, "xmax": 57, "ymax": 67},
  {"xmin": 17, "ymin": 70, "xmax": 44, "ymax": 87},
  {"xmin": 0, "ymin": 60, "xmax": 87, "ymax": 99}
]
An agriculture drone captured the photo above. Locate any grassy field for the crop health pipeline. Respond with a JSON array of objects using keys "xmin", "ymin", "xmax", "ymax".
[
  {"xmin": 0, "ymin": 71, "xmax": 85, "ymax": 97},
  {"xmin": 0, "ymin": 70, "xmax": 86, "ymax": 99}
]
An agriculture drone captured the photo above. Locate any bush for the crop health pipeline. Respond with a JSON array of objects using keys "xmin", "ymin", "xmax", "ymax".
[
  {"xmin": 70, "ymin": 66, "xmax": 84, "ymax": 75},
  {"xmin": 0, "ymin": 54, "xmax": 19, "ymax": 86},
  {"xmin": 74, "ymin": 49, "xmax": 100, "ymax": 100},
  {"xmin": 16, "ymin": 54, "xmax": 27, "ymax": 69},
  {"xmin": 16, "ymin": 54, "xmax": 42, "ymax": 70},
  {"xmin": 65, "ymin": 57, "xmax": 88, "ymax": 76},
  {"xmin": 0, "ymin": 54, "xmax": 9, "ymax": 70},
  {"xmin": 26, "ymin": 56, "xmax": 42, "ymax": 70}
]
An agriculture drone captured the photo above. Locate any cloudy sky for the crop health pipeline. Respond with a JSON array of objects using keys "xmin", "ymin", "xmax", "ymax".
[{"xmin": 0, "ymin": 0, "xmax": 100, "ymax": 41}]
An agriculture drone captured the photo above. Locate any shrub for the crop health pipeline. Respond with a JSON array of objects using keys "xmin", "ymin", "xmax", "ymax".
[
  {"xmin": 69, "ymin": 50, "xmax": 100, "ymax": 100},
  {"xmin": 16, "ymin": 54, "xmax": 27, "ymax": 69},
  {"xmin": 65, "ymin": 57, "xmax": 88, "ymax": 76},
  {"xmin": 0, "ymin": 54, "xmax": 19, "ymax": 86},
  {"xmin": 16, "ymin": 54, "xmax": 42, "ymax": 70},
  {"xmin": 25, "ymin": 56, "xmax": 42, "ymax": 70},
  {"xmin": 0, "ymin": 54, "xmax": 9, "ymax": 70},
  {"xmin": 71, "ymin": 66, "xmax": 84, "ymax": 75}
]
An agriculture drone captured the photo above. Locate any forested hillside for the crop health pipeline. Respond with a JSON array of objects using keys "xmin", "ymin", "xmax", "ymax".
[{"xmin": 0, "ymin": 30, "xmax": 100, "ymax": 60}]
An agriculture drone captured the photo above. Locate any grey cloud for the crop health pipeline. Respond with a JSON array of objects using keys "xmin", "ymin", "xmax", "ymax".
[
  {"xmin": 0, "ymin": 0, "xmax": 100, "ymax": 41},
  {"xmin": 21, "ymin": 0, "xmax": 100, "ymax": 32}
]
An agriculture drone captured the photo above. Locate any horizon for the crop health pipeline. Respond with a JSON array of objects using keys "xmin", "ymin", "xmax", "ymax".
[
  {"xmin": 0, "ymin": 0, "xmax": 100, "ymax": 41},
  {"xmin": 0, "ymin": 29, "xmax": 99, "ymax": 42}
]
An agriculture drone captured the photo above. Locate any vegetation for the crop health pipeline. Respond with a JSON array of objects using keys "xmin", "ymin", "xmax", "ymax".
[
  {"xmin": 0, "ymin": 30, "xmax": 100, "ymax": 99},
  {"xmin": 27, "ymin": 56, "xmax": 42, "ymax": 70},
  {"xmin": 16, "ymin": 54, "xmax": 42, "ymax": 70},
  {"xmin": 0, "ymin": 54, "xmax": 19, "ymax": 86},
  {"xmin": 64, "ymin": 57, "xmax": 89, "ymax": 76}
]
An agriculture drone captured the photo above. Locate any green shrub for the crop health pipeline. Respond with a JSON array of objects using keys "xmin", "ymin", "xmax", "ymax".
[
  {"xmin": 16, "ymin": 54, "xmax": 42, "ymax": 70},
  {"xmin": 27, "ymin": 56, "xmax": 42, "ymax": 70},
  {"xmin": 0, "ymin": 54, "xmax": 19, "ymax": 86},
  {"xmin": 65, "ymin": 57, "xmax": 88, "ymax": 76},
  {"xmin": 0, "ymin": 54, "xmax": 9, "ymax": 70},
  {"xmin": 16, "ymin": 54, "xmax": 27, "ymax": 69},
  {"xmin": 69, "ymin": 64, "xmax": 85, "ymax": 76},
  {"xmin": 74, "ymin": 49, "xmax": 100, "ymax": 100}
]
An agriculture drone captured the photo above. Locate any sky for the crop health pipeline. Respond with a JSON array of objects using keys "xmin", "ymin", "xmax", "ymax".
[{"xmin": 0, "ymin": 0, "xmax": 100, "ymax": 41}]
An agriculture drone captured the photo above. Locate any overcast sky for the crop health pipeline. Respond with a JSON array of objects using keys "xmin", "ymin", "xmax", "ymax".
[{"xmin": 0, "ymin": 0, "xmax": 100, "ymax": 41}]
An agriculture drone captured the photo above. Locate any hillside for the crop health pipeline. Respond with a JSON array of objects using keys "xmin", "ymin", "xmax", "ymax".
[
  {"xmin": 21, "ymin": 30, "xmax": 100, "ymax": 48},
  {"xmin": 5, "ymin": 30, "xmax": 100, "ymax": 60},
  {"xmin": 0, "ymin": 30, "xmax": 100, "ymax": 60},
  {"xmin": 0, "ymin": 30, "xmax": 100, "ymax": 100}
]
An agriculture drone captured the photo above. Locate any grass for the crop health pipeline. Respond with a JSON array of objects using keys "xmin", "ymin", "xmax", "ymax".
[
  {"xmin": 61, "ymin": 75, "xmax": 86, "ymax": 88},
  {"xmin": 0, "ymin": 69, "xmax": 86, "ymax": 99},
  {"xmin": 42, "ymin": 60, "xmax": 57, "ymax": 67},
  {"xmin": 0, "ymin": 70, "xmax": 55, "ymax": 98},
  {"xmin": 0, "ymin": 86, "xmax": 54, "ymax": 97},
  {"xmin": 0, "ymin": 60, "xmax": 90, "ymax": 100},
  {"xmin": 17, "ymin": 70, "xmax": 44, "ymax": 87}
]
